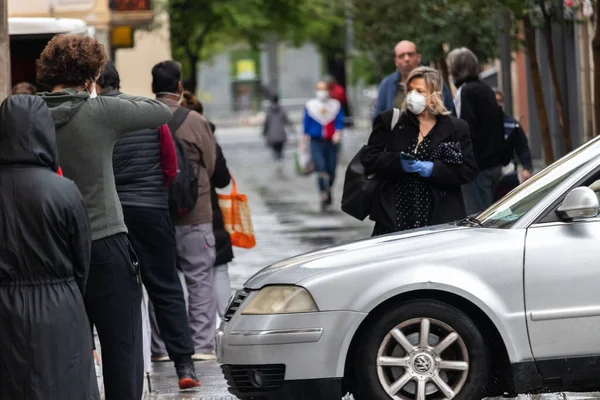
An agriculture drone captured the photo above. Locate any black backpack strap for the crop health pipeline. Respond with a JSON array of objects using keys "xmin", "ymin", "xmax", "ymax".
[{"xmin": 167, "ymin": 107, "xmax": 191, "ymax": 136}]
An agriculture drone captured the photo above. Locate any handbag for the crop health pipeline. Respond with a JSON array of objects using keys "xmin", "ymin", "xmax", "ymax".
[
  {"xmin": 341, "ymin": 108, "xmax": 400, "ymax": 220},
  {"xmin": 218, "ymin": 176, "xmax": 256, "ymax": 249}
]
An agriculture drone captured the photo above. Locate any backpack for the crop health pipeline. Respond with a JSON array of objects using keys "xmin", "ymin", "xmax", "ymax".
[
  {"xmin": 341, "ymin": 108, "xmax": 400, "ymax": 220},
  {"xmin": 167, "ymin": 107, "xmax": 203, "ymax": 217}
]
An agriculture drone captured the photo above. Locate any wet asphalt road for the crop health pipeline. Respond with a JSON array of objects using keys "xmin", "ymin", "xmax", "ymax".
[{"xmin": 96, "ymin": 125, "xmax": 600, "ymax": 399}]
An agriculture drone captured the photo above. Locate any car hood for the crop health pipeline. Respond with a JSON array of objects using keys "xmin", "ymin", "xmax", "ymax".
[{"xmin": 244, "ymin": 224, "xmax": 471, "ymax": 289}]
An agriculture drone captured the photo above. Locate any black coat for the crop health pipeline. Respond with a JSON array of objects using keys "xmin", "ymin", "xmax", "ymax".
[
  {"xmin": 456, "ymin": 78, "xmax": 506, "ymax": 170},
  {"xmin": 361, "ymin": 110, "xmax": 477, "ymax": 232},
  {"xmin": 209, "ymin": 124, "xmax": 234, "ymax": 266},
  {"xmin": 0, "ymin": 96, "xmax": 98, "ymax": 399}
]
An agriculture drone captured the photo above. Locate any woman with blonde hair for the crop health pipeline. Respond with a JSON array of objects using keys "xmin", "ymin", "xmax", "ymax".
[{"xmin": 361, "ymin": 66, "xmax": 477, "ymax": 236}]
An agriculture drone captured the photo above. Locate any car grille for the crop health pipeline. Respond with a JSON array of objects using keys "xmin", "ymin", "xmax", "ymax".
[
  {"xmin": 222, "ymin": 364, "xmax": 286, "ymax": 394},
  {"xmin": 223, "ymin": 288, "xmax": 250, "ymax": 322}
]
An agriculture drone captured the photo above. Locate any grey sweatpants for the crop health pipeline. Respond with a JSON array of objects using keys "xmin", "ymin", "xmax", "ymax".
[
  {"xmin": 461, "ymin": 166, "xmax": 503, "ymax": 215},
  {"xmin": 150, "ymin": 223, "xmax": 217, "ymax": 355}
]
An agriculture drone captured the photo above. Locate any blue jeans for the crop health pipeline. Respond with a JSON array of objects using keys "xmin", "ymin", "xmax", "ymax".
[
  {"xmin": 310, "ymin": 138, "xmax": 338, "ymax": 195},
  {"xmin": 461, "ymin": 166, "xmax": 503, "ymax": 215}
]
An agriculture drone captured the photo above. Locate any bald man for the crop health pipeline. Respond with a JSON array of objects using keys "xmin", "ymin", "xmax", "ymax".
[{"xmin": 374, "ymin": 40, "xmax": 455, "ymax": 118}]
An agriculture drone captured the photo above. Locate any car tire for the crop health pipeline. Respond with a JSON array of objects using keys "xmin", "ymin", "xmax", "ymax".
[{"xmin": 353, "ymin": 299, "xmax": 490, "ymax": 400}]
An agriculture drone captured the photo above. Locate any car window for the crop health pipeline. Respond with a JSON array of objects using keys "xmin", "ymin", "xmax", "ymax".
[{"xmin": 478, "ymin": 138, "xmax": 600, "ymax": 229}]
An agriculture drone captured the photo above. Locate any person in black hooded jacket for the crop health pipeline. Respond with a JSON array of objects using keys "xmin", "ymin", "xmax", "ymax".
[{"xmin": 0, "ymin": 95, "xmax": 98, "ymax": 399}]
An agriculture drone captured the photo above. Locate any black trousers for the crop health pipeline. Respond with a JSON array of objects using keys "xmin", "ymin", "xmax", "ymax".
[
  {"xmin": 123, "ymin": 206, "xmax": 194, "ymax": 364},
  {"xmin": 86, "ymin": 233, "xmax": 143, "ymax": 400}
]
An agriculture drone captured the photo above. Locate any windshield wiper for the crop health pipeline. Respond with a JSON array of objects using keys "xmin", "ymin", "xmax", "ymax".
[{"xmin": 457, "ymin": 216, "xmax": 482, "ymax": 227}]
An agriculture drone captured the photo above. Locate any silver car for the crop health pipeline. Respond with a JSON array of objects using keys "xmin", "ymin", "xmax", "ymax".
[{"xmin": 217, "ymin": 136, "xmax": 600, "ymax": 400}]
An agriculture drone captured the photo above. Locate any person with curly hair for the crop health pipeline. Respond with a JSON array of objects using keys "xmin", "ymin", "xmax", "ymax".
[{"xmin": 37, "ymin": 34, "xmax": 173, "ymax": 400}]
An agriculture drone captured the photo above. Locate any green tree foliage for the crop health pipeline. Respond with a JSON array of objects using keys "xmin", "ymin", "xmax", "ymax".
[
  {"xmin": 168, "ymin": 0, "xmax": 339, "ymax": 89},
  {"xmin": 348, "ymin": 0, "xmax": 502, "ymax": 84}
]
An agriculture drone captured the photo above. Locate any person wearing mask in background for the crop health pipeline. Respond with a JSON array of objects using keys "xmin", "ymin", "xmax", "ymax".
[
  {"xmin": 303, "ymin": 81, "xmax": 344, "ymax": 211},
  {"xmin": 493, "ymin": 88, "xmax": 534, "ymax": 201},
  {"xmin": 12, "ymin": 82, "xmax": 37, "ymax": 95},
  {"xmin": 447, "ymin": 47, "xmax": 506, "ymax": 215},
  {"xmin": 374, "ymin": 40, "xmax": 455, "ymax": 118},
  {"xmin": 361, "ymin": 67, "xmax": 477, "ymax": 236},
  {"xmin": 0, "ymin": 95, "xmax": 98, "ymax": 400},
  {"xmin": 37, "ymin": 34, "xmax": 173, "ymax": 400},
  {"xmin": 263, "ymin": 94, "xmax": 293, "ymax": 174},
  {"xmin": 97, "ymin": 63, "xmax": 200, "ymax": 389},
  {"xmin": 151, "ymin": 61, "xmax": 218, "ymax": 361},
  {"xmin": 180, "ymin": 92, "xmax": 234, "ymax": 318}
]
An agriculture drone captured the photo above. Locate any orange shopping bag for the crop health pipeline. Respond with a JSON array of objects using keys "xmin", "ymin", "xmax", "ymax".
[{"xmin": 218, "ymin": 176, "xmax": 256, "ymax": 249}]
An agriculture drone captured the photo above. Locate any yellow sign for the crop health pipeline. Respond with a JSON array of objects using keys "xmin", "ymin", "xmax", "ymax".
[
  {"xmin": 236, "ymin": 60, "xmax": 256, "ymax": 80},
  {"xmin": 111, "ymin": 26, "xmax": 134, "ymax": 48}
]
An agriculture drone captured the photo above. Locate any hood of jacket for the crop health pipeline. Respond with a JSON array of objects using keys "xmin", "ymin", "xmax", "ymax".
[
  {"xmin": 0, "ymin": 95, "xmax": 59, "ymax": 171},
  {"xmin": 268, "ymin": 104, "xmax": 282, "ymax": 113},
  {"xmin": 38, "ymin": 88, "xmax": 89, "ymax": 129}
]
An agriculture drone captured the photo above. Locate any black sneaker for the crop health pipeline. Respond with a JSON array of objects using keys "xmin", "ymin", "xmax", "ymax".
[{"xmin": 176, "ymin": 362, "xmax": 201, "ymax": 389}]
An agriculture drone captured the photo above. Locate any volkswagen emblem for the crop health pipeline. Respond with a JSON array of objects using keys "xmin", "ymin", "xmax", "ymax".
[{"xmin": 413, "ymin": 355, "xmax": 432, "ymax": 373}]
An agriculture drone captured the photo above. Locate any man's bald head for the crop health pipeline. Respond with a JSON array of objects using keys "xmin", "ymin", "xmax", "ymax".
[{"xmin": 394, "ymin": 40, "xmax": 421, "ymax": 78}]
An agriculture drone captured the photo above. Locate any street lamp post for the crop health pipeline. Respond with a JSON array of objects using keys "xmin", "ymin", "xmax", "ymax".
[{"xmin": 0, "ymin": 0, "xmax": 11, "ymax": 101}]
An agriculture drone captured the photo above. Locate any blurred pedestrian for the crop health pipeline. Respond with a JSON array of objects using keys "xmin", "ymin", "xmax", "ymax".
[
  {"xmin": 0, "ymin": 95, "xmax": 98, "ymax": 399},
  {"xmin": 447, "ymin": 47, "xmax": 506, "ymax": 215},
  {"xmin": 12, "ymin": 81, "xmax": 37, "ymax": 95},
  {"xmin": 97, "ymin": 63, "xmax": 200, "ymax": 389},
  {"xmin": 303, "ymin": 81, "xmax": 344, "ymax": 211},
  {"xmin": 180, "ymin": 92, "xmax": 235, "ymax": 321},
  {"xmin": 374, "ymin": 40, "xmax": 455, "ymax": 118},
  {"xmin": 37, "ymin": 34, "xmax": 173, "ymax": 400},
  {"xmin": 150, "ymin": 61, "xmax": 218, "ymax": 361},
  {"xmin": 361, "ymin": 67, "xmax": 477, "ymax": 236},
  {"xmin": 494, "ymin": 89, "xmax": 534, "ymax": 201},
  {"xmin": 263, "ymin": 95, "xmax": 293, "ymax": 174}
]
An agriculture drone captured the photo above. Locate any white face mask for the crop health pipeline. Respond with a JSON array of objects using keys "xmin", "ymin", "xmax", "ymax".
[
  {"xmin": 87, "ymin": 77, "xmax": 97, "ymax": 99},
  {"xmin": 406, "ymin": 90, "xmax": 427, "ymax": 115},
  {"xmin": 315, "ymin": 90, "xmax": 329, "ymax": 101}
]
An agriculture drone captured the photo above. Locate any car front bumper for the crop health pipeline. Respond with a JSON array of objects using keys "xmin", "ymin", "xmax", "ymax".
[{"xmin": 216, "ymin": 308, "xmax": 366, "ymax": 398}]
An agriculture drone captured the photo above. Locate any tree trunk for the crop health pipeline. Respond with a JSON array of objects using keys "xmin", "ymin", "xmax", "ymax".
[
  {"xmin": 543, "ymin": 19, "xmax": 572, "ymax": 154},
  {"xmin": 593, "ymin": 0, "xmax": 600, "ymax": 136},
  {"xmin": 524, "ymin": 15, "xmax": 555, "ymax": 165},
  {"xmin": 187, "ymin": 54, "xmax": 199, "ymax": 94}
]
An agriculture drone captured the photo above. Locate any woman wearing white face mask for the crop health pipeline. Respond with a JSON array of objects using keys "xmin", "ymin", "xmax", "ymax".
[{"xmin": 361, "ymin": 67, "xmax": 477, "ymax": 236}]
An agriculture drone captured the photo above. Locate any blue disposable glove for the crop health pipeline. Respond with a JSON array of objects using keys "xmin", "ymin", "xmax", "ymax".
[
  {"xmin": 417, "ymin": 161, "xmax": 434, "ymax": 178},
  {"xmin": 400, "ymin": 157, "xmax": 419, "ymax": 173},
  {"xmin": 400, "ymin": 156, "xmax": 434, "ymax": 177}
]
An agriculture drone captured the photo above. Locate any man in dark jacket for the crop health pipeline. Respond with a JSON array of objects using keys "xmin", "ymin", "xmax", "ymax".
[
  {"xmin": 447, "ymin": 47, "xmax": 506, "ymax": 214},
  {"xmin": 374, "ymin": 40, "xmax": 455, "ymax": 118},
  {"xmin": 97, "ymin": 63, "xmax": 200, "ymax": 389},
  {"xmin": 494, "ymin": 88, "xmax": 534, "ymax": 200},
  {"xmin": 0, "ymin": 95, "xmax": 99, "ymax": 399}
]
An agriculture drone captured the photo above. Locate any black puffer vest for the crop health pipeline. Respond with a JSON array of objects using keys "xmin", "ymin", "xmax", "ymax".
[
  {"xmin": 106, "ymin": 90, "xmax": 169, "ymax": 209},
  {"xmin": 113, "ymin": 128, "xmax": 168, "ymax": 209}
]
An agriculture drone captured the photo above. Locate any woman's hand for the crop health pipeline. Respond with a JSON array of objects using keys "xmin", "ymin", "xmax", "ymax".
[{"xmin": 400, "ymin": 158, "xmax": 434, "ymax": 177}]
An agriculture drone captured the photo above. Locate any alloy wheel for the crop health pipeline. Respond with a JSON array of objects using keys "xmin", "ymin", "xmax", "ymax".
[{"xmin": 375, "ymin": 317, "xmax": 469, "ymax": 400}]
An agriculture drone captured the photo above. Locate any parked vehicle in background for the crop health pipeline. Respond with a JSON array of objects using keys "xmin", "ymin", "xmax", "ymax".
[
  {"xmin": 217, "ymin": 135, "xmax": 600, "ymax": 399},
  {"xmin": 9, "ymin": 17, "xmax": 91, "ymax": 89}
]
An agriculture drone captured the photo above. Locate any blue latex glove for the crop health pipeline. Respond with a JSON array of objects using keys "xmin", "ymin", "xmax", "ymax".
[
  {"xmin": 400, "ymin": 157, "xmax": 420, "ymax": 173},
  {"xmin": 417, "ymin": 161, "xmax": 434, "ymax": 178}
]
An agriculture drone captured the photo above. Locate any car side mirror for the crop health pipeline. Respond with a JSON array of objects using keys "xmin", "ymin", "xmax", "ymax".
[{"xmin": 556, "ymin": 187, "xmax": 600, "ymax": 221}]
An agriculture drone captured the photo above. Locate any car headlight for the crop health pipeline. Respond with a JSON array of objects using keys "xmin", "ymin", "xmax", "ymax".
[{"xmin": 242, "ymin": 285, "xmax": 318, "ymax": 315}]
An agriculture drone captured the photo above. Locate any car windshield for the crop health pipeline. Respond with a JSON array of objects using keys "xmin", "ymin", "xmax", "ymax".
[{"xmin": 476, "ymin": 137, "xmax": 600, "ymax": 229}]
